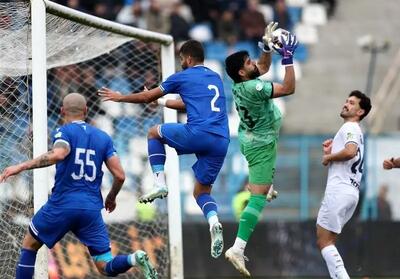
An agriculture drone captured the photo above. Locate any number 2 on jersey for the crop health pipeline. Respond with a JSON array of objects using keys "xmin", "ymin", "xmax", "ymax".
[
  {"xmin": 208, "ymin": 84, "xmax": 221, "ymax": 112},
  {"xmin": 71, "ymin": 148, "xmax": 97, "ymax": 182}
]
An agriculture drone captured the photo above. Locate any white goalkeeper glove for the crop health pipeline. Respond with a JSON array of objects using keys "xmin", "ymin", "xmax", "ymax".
[{"xmin": 258, "ymin": 21, "xmax": 278, "ymax": 53}]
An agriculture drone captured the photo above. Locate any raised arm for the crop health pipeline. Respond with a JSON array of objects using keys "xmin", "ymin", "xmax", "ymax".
[
  {"xmin": 257, "ymin": 52, "xmax": 272, "ymax": 76},
  {"xmin": 257, "ymin": 22, "xmax": 278, "ymax": 75},
  {"xmin": 0, "ymin": 141, "xmax": 70, "ymax": 182},
  {"xmin": 271, "ymin": 33, "xmax": 298, "ymax": 98},
  {"xmin": 104, "ymin": 155, "xmax": 126, "ymax": 212},
  {"xmin": 98, "ymin": 86, "xmax": 164, "ymax": 104},
  {"xmin": 272, "ymin": 65, "xmax": 295, "ymax": 98}
]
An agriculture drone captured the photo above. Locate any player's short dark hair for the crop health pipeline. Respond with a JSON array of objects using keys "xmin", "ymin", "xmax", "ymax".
[
  {"xmin": 179, "ymin": 40, "xmax": 204, "ymax": 62},
  {"xmin": 349, "ymin": 90, "xmax": 371, "ymax": 120},
  {"xmin": 225, "ymin": 51, "xmax": 249, "ymax": 83}
]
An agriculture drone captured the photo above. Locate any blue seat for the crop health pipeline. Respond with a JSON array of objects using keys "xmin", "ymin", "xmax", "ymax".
[
  {"xmin": 204, "ymin": 41, "xmax": 228, "ymax": 62},
  {"xmin": 294, "ymin": 43, "xmax": 308, "ymax": 62},
  {"xmin": 287, "ymin": 6, "xmax": 302, "ymax": 24},
  {"xmin": 233, "ymin": 41, "xmax": 257, "ymax": 59}
]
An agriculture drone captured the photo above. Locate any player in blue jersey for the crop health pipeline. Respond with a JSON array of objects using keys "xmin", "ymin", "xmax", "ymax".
[
  {"xmin": 0, "ymin": 93, "xmax": 157, "ymax": 279},
  {"xmin": 98, "ymin": 40, "xmax": 230, "ymax": 258}
]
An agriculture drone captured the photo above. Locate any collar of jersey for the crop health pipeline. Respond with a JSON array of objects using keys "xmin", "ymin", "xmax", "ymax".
[{"xmin": 72, "ymin": 120, "xmax": 86, "ymax": 124}]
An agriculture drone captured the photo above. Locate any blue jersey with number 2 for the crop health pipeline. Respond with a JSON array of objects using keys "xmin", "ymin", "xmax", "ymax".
[
  {"xmin": 160, "ymin": 65, "xmax": 229, "ymax": 139},
  {"xmin": 49, "ymin": 120, "xmax": 116, "ymax": 210}
]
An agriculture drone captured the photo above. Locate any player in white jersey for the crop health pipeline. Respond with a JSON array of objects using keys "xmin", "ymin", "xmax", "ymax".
[{"xmin": 317, "ymin": 90, "xmax": 371, "ymax": 279}]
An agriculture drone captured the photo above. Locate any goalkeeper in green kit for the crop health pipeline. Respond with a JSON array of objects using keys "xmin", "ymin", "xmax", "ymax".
[{"xmin": 224, "ymin": 22, "xmax": 298, "ymax": 277}]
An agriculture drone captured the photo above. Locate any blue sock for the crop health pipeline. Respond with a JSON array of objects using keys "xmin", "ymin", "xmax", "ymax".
[
  {"xmin": 105, "ymin": 255, "xmax": 131, "ymax": 276},
  {"xmin": 148, "ymin": 138, "xmax": 166, "ymax": 172},
  {"xmin": 196, "ymin": 193, "xmax": 218, "ymax": 220},
  {"xmin": 16, "ymin": 248, "xmax": 37, "ymax": 279}
]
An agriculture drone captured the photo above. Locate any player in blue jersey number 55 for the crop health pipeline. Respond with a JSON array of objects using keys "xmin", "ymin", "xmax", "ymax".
[
  {"xmin": 98, "ymin": 40, "xmax": 230, "ymax": 259},
  {"xmin": 0, "ymin": 93, "xmax": 157, "ymax": 279}
]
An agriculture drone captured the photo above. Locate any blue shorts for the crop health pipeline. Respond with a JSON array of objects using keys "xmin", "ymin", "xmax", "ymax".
[
  {"xmin": 160, "ymin": 123, "xmax": 229, "ymax": 185},
  {"xmin": 30, "ymin": 203, "xmax": 111, "ymax": 256}
]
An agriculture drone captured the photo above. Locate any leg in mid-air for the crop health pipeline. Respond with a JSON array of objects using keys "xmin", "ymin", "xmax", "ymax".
[
  {"xmin": 191, "ymin": 133, "xmax": 229, "ymax": 259},
  {"xmin": 16, "ymin": 231, "xmax": 43, "ymax": 279},
  {"xmin": 226, "ymin": 141, "xmax": 278, "ymax": 277},
  {"xmin": 94, "ymin": 250, "xmax": 158, "ymax": 279},
  {"xmin": 225, "ymin": 183, "xmax": 272, "ymax": 277},
  {"xmin": 193, "ymin": 180, "xmax": 224, "ymax": 259},
  {"xmin": 139, "ymin": 124, "xmax": 168, "ymax": 203},
  {"xmin": 79, "ymin": 209, "xmax": 158, "ymax": 279}
]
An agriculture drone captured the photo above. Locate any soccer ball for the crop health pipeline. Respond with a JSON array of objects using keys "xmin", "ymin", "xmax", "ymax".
[{"xmin": 268, "ymin": 28, "xmax": 291, "ymax": 52}]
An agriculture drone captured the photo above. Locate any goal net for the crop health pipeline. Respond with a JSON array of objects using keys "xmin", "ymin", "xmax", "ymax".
[{"xmin": 0, "ymin": 1, "xmax": 180, "ymax": 278}]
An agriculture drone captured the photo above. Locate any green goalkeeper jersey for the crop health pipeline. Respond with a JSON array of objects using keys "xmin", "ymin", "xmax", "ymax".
[{"xmin": 232, "ymin": 78, "xmax": 282, "ymax": 147}]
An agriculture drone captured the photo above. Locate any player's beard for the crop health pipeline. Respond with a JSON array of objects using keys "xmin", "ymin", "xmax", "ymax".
[
  {"xmin": 181, "ymin": 61, "xmax": 188, "ymax": 70},
  {"xmin": 340, "ymin": 107, "xmax": 349, "ymax": 118},
  {"xmin": 248, "ymin": 66, "xmax": 260, "ymax": 79}
]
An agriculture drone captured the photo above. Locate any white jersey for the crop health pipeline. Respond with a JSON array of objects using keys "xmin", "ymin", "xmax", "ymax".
[{"xmin": 325, "ymin": 121, "xmax": 364, "ymax": 196}]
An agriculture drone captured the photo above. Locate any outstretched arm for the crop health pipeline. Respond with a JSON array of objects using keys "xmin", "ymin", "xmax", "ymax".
[
  {"xmin": 383, "ymin": 157, "xmax": 400, "ymax": 169},
  {"xmin": 98, "ymin": 86, "xmax": 164, "ymax": 104},
  {"xmin": 0, "ymin": 141, "xmax": 70, "ymax": 182},
  {"xmin": 104, "ymin": 155, "xmax": 126, "ymax": 213}
]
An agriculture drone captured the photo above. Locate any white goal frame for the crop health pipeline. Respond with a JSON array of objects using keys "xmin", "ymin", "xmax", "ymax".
[{"xmin": 31, "ymin": 0, "xmax": 183, "ymax": 278}]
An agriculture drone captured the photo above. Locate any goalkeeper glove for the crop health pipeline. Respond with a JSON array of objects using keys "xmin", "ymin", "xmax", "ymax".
[
  {"xmin": 274, "ymin": 34, "xmax": 298, "ymax": 66},
  {"xmin": 258, "ymin": 21, "xmax": 278, "ymax": 53}
]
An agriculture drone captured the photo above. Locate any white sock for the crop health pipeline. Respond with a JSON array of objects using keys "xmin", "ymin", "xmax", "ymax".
[
  {"xmin": 208, "ymin": 214, "xmax": 219, "ymax": 229},
  {"xmin": 321, "ymin": 245, "xmax": 349, "ymax": 279},
  {"xmin": 153, "ymin": 171, "xmax": 166, "ymax": 187},
  {"xmin": 128, "ymin": 253, "xmax": 137, "ymax": 266},
  {"xmin": 232, "ymin": 237, "xmax": 247, "ymax": 254}
]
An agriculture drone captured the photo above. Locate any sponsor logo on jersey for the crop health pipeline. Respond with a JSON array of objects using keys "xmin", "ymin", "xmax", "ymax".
[{"xmin": 256, "ymin": 82, "xmax": 263, "ymax": 91}]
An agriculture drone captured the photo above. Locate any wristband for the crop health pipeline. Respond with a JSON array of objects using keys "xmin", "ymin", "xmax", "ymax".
[
  {"xmin": 157, "ymin": 98, "xmax": 167, "ymax": 106},
  {"xmin": 281, "ymin": 56, "xmax": 293, "ymax": 66},
  {"xmin": 258, "ymin": 41, "xmax": 271, "ymax": 53}
]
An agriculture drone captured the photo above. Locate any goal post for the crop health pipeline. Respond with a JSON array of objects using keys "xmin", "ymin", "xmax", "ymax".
[
  {"xmin": 160, "ymin": 42, "xmax": 183, "ymax": 279},
  {"xmin": 0, "ymin": 0, "xmax": 183, "ymax": 278},
  {"xmin": 31, "ymin": 0, "xmax": 49, "ymax": 277}
]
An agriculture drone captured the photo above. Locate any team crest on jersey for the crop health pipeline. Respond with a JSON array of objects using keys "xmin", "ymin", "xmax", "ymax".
[
  {"xmin": 54, "ymin": 132, "xmax": 62, "ymax": 138},
  {"xmin": 346, "ymin": 132, "xmax": 355, "ymax": 141},
  {"xmin": 255, "ymin": 82, "xmax": 263, "ymax": 91}
]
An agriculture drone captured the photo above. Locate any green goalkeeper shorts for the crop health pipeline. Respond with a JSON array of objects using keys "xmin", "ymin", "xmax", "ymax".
[{"xmin": 240, "ymin": 139, "xmax": 277, "ymax": 185}]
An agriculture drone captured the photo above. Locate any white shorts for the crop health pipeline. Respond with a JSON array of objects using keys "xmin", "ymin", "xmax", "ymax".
[{"xmin": 316, "ymin": 193, "xmax": 358, "ymax": 234}]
